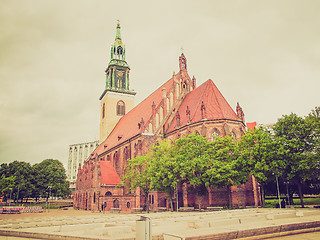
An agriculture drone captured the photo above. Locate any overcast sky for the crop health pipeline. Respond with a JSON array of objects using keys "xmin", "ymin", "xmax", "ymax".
[{"xmin": 1, "ymin": 0, "xmax": 319, "ymax": 168}]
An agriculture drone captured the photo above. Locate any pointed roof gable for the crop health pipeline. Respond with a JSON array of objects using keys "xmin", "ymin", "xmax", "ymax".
[
  {"xmin": 167, "ymin": 79, "xmax": 238, "ymax": 132},
  {"xmin": 99, "ymin": 161, "xmax": 121, "ymax": 185},
  {"xmin": 93, "ymin": 74, "xmax": 179, "ymax": 156}
]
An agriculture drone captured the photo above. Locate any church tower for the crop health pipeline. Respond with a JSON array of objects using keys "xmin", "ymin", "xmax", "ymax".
[{"xmin": 99, "ymin": 22, "xmax": 136, "ymax": 143}]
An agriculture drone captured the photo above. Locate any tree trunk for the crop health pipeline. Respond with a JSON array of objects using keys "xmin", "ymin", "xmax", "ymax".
[
  {"xmin": 227, "ymin": 185, "xmax": 232, "ymax": 209},
  {"xmin": 170, "ymin": 198, "xmax": 174, "ymax": 211},
  {"xmin": 260, "ymin": 184, "xmax": 266, "ymax": 208},
  {"xmin": 144, "ymin": 192, "xmax": 149, "ymax": 213},
  {"xmin": 197, "ymin": 193, "xmax": 202, "ymax": 211},
  {"xmin": 297, "ymin": 182, "xmax": 304, "ymax": 208}
]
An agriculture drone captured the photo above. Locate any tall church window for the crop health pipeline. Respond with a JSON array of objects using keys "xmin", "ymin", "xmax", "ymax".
[
  {"xmin": 160, "ymin": 106, "xmax": 163, "ymax": 123},
  {"xmin": 231, "ymin": 130, "xmax": 237, "ymax": 138},
  {"xmin": 113, "ymin": 199, "xmax": 120, "ymax": 208},
  {"xmin": 210, "ymin": 128, "xmax": 220, "ymax": 141},
  {"xmin": 117, "ymin": 46, "xmax": 123, "ymax": 55},
  {"xmin": 156, "ymin": 113, "xmax": 159, "ymax": 129},
  {"xmin": 117, "ymin": 101, "xmax": 125, "ymax": 115}
]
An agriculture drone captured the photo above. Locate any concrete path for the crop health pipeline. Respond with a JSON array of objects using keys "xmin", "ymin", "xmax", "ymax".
[{"xmin": 0, "ymin": 208, "xmax": 319, "ymax": 239}]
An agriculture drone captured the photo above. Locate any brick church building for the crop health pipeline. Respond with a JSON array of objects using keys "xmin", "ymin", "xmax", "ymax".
[{"xmin": 74, "ymin": 23, "xmax": 261, "ymax": 212}]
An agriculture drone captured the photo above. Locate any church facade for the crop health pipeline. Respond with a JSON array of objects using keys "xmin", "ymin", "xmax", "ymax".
[{"xmin": 74, "ymin": 23, "xmax": 261, "ymax": 212}]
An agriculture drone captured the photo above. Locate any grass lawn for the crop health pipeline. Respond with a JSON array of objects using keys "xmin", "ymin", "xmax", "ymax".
[{"xmin": 265, "ymin": 196, "xmax": 320, "ymax": 208}]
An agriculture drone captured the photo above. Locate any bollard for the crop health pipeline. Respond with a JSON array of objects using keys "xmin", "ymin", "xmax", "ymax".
[{"xmin": 136, "ymin": 216, "xmax": 152, "ymax": 240}]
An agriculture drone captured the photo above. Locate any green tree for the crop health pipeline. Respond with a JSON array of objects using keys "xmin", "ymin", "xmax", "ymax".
[
  {"xmin": 307, "ymin": 106, "xmax": 320, "ymax": 159},
  {"xmin": 32, "ymin": 159, "xmax": 71, "ymax": 200},
  {"xmin": 206, "ymin": 136, "xmax": 248, "ymax": 209},
  {"xmin": 237, "ymin": 127, "xmax": 285, "ymax": 207},
  {"xmin": 0, "ymin": 173, "xmax": 16, "ymax": 202},
  {"xmin": 149, "ymin": 139, "xmax": 181, "ymax": 211},
  {"xmin": 273, "ymin": 113, "xmax": 316, "ymax": 208},
  {"xmin": 173, "ymin": 133, "xmax": 210, "ymax": 210},
  {"xmin": 123, "ymin": 155, "xmax": 152, "ymax": 212},
  {"xmin": 7, "ymin": 161, "xmax": 34, "ymax": 203},
  {"xmin": 305, "ymin": 106, "xmax": 320, "ymax": 191}
]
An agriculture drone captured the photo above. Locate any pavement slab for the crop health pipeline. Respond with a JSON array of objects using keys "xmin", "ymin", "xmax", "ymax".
[{"xmin": 0, "ymin": 208, "xmax": 320, "ymax": 239}]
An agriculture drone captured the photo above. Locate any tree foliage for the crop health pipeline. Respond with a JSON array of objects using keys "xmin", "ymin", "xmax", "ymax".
[
  {"xmin": 149, "ymin": 139, "xmax": 181, "ymax": 210},
  {"xmin": 173, "ymin": 133, "xmax": 210, "ymax": 209},
  {"xmin": 122, "ymin": 106, "xmax": 320, "ymax": 209},
  {"xmin": 273, "ymin": 113, "xmax": 318, "ymax": 207},
  {"xmin": 123, "ymin": 155, "xmax": 152, "ymax": 212},
  {"xmin": 33, "ymin": 159, "xmax": 71, "ymax": 199},
  {"xmin": 237, "ymin": 127, "xmax": 285, "ymax": 207},
  {"xmin": 207, "ymin": 136, "xmax": 248, "ymax": 208},
  {"xmin": 124, "ymin": 133, "xmax": 250, "ymax": 210},
  {"xmin": 0, "ymin": 159, "xmax": 70, "ymax": 202}
]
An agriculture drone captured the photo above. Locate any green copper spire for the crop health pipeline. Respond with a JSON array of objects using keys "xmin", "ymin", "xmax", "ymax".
[
  {"xmin": 115, "ymin": 20, "xmax": 121, "ymax": 41},
  {"xmin": 111, "ymin": 21, "xmax": 125, "ymax": 61},
  {"xmin": 100, "ymin": 21, "xmax": 136, "ymax": 100}
]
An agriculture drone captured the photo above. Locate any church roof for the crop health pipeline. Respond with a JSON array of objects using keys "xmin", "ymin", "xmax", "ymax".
[
  {"xmin": 93, "ymin": 73, "xmax": 178, "ymax": 156},
  {"xmin": 93, "ymin": 76, "xmax": 239, "ymax": 158},
  {"xmin": 167, "ymin": 79, "xmax": 238, "ymax": 132},
  {"xmin": 246, "ymin": 122, "xmax": 257, "ymax": 131},
  {"xmin": 99, "ymin": 161, "xmax": 121, "ymax": 185}
]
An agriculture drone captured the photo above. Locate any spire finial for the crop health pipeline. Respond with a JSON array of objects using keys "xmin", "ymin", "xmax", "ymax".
[{"xmin": 115, "ymin": 20, "xmax": 121, "ymax": 40}]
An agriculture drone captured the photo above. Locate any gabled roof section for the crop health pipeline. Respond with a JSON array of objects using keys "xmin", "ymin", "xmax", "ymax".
[
  {"xmin": 167, "ymin": 79, "xmax": 238, "ymax": 132},
  {"xmin": 99, "ymin": 161, "xmax": 121, "ymax": 185},
  {"xmin": 246, "ymin": 122, "xmax": 257, "ymax": 131},
  {"xmin": 93, "ymin": 74, "xmax": 178, "ymax": 157}
]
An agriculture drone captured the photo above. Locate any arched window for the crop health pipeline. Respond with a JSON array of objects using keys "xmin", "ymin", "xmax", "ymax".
[
  {"xmin": 117, "ymin": 101, "xmax": 125, "ymax": 115},
  {"xmin": 113, "ymin": 199, "xmax": 120, "ymax": 208},
  {"xmin": 117, "ymin": 46, "xmax": 123, "ymax": 55},
  {"xmin": 156, "ymin": 113, "xmax": 159, "ymax": 129},
  {"xmin": 231, "ymin": 130, "xmax": 237, "ymax": 138},
  {"xmin": 175, "ymin": 83, "xmax": 179, "ymax": 99},
  {"xmin": 105, "ymin": 191, "xmax": 112, "ymax": 196}
]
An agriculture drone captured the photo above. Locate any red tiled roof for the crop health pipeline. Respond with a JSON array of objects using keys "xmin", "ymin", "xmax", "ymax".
[
  {"xmin": 92, "ymin": 73, "xmax": 179, "ymax": 156},
  {"xmin": 167, "ymin": 79, "xmax": 238, "ymax": 132},
  {"xmin": 246, "ymin": 122, "xmax": 257, "ymax": 131},
  {"xmin": 99, "ymin": 161, "xmax": 121, "ymax": 185}
]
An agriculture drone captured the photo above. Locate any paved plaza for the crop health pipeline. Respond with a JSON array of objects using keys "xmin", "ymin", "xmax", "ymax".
[{"xmin": 0, "ymin": 208, "xmax": 320, "ymax": 239}]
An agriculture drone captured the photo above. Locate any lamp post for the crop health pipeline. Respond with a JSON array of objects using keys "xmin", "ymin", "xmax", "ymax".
[
  {"xmin": 176, "ymin": 183, "xmax": 178, "ymax": 212},
  {"xmin": 273, "ymin": 172, "xmax": 281, "ymax": 209},
  {"xmin": 285, "ymin": 180, "xmax": 290, "ymax": 207},
  {"xmin": 9, "ymin": 188, "xmax": 13, "ymax": 207},
  {"xmin": 276, "ymin": 175, "xmax": 281, "ymax": 208}
]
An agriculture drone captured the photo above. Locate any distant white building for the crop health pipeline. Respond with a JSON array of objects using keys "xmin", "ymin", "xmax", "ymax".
[
  {"xmin": 258, "ymin": 123, "xmax": 275, "ymax": 135},
  {"xmin": 67, "ymin": 141, "xmax": 99, "ymax": 185}
]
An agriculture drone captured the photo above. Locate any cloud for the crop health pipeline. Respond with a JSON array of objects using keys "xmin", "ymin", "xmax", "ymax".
[{"xmin": 0, "ymin": 0, "xmax": 319, "ymax": 167}]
